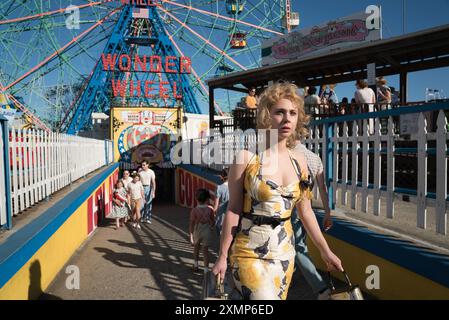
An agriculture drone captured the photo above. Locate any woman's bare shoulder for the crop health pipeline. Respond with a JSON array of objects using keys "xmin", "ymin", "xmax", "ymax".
[{"xmin": 232, "ymin": 149, "xmax": 256, "ymax": 167}]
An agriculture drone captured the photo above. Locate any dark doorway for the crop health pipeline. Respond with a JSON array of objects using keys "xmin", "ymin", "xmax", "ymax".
[{"xmin": 154, "ymin": 168, "xmax": 175, "ymax": 203}]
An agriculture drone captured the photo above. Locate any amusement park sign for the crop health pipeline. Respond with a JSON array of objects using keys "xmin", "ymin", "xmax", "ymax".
[
  {"xmin": 262, "ymin": 8, "xmax": 382, "ymax": 66},
  {"xmin": 102, "ymin": 54, "xmax": 191, "ymax": 99}
]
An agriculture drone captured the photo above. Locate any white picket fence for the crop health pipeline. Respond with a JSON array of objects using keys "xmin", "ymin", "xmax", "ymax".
[
  {"xmin": 8, "ymin": 128, "xmax": 114, "ymax": 216},
  {"xmin": 304, "ymin": 109, "xmax": 449, "ymax": 236},
  {"xmin": 0, "ymin": 124, "xmax": 7, "ymax": 227}
]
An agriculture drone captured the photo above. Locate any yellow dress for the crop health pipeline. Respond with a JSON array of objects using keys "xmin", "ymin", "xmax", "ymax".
[{"xmin": 230, "ymin": 150, "xmax": 313, "ymax": 300}]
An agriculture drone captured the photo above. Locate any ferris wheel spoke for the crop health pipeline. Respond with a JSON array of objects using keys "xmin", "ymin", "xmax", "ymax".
[
  {"xmin": 245, "ymin": 0, "xmax": 282, "ymax": 32},
  {"xmin": 160, "ymin": 7, "xmax": 247, "ymax": 71},
  {"xmin": 0, "ymin": 1, "xmax": 109, "ymax": 25},
  {"xmin": 164, "ymin": 23, "xmax": 224, "ymax": 115},
  {"xmin": 0, "ymin": 1, "xmax": 27, "ymax": 19},
  {"xmin": 69, "ymin": 26, "xmax": 115, "ymax": 63},
  {"xmin": 236, "ymin": 0, "xmax": 282, "ymax": 34},
  {"xmin": 171, "ymin": 10, "xmax": 230, "ymax": 31},
  {"xmin": 165, "ymin": 30, "xmax": 215, "ymax": 69},
  {"xmin": 165, "ymin": 22, "xmax": 228, "ymax": 70},
  {"xmin": 161, "ymin": 0, "xmax": 283, "ymax": 36},
  {"xmin": 1, "ymin": 8, "xmax": 120, "ymax": 92}
]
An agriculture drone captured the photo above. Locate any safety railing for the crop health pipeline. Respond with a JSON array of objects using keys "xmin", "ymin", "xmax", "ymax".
[
  {"xmin": 304, "ymin": 102, "xmax": 449, "ymax": 236},
  {"xmin": 0, "ymin": 127, "xmax": 114, "ymax": 229}
]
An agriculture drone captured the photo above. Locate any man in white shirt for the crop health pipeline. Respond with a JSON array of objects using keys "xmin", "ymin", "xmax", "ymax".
[
  {"xmin": 139, "ymin": 160, "xmax": 156, "ymax": 224},
  {"xmin": 304, "ymin": 86, "xmax": 321, "ymax": 116},
  {"xmin": 354, "ymin": 79, "xmax": 376, "ymax": 135}
]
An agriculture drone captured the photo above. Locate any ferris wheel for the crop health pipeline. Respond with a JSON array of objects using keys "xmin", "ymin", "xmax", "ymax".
[{"xmin": 0, "ymin": 0, "xmax": 290, "ymax": 133}]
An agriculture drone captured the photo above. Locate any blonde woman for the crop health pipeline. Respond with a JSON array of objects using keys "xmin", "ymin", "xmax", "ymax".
[{"xmin": 212, "ymin": 82, "xmax": 343, "ymax": 300}]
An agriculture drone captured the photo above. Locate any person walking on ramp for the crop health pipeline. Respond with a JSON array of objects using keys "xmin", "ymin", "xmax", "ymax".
[
  {"xmin": 189, "ymin": 189, "xmax": 215, "ymax": 272},
  {"xmin": 139, "ymin": 160, "xmax": 156, "ymax": 224}
]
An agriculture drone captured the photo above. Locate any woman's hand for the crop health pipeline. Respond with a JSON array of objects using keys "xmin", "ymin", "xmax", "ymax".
[
  {"xmin": 212, "ymin": 255, "xmax": 228, "ymax": 282},
  {"xmin": 320, "ymin": 249, "xmax": 344, "ymax": 272},
  {"xmin": 189, "ymin": 233, "xmax": 194, "ymax": 246}
]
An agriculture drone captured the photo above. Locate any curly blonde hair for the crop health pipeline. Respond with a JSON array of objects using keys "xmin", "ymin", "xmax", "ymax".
[{"xmin": 257, "ymin": 82, "xmax": 310, "ymax": 149}]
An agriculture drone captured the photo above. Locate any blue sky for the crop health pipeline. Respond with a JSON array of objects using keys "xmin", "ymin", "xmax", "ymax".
[
  {"xmin": 291, "ymin": 0, "xmax": 449, "ymax": 102},
  {"xmin": 1, "ymin": 0, "xmax": 449, "ymax": 118}
]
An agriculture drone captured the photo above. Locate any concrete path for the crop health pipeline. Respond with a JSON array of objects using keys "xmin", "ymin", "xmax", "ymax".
[{"xmin": 44, "ymin": 203, "xmax": 318, "ymax": 300}]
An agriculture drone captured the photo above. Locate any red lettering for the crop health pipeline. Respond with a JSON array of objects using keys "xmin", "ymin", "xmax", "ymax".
[
  {"xmin": 130, "ymin": 80, "xmax": 141, "ymax": 97},
  {"xmin": 180, "ymin": 56, "xmax": 191, "ymax": 74},
  {"xmin": 111, "ymin": 80, "xmax": 127, "ymax": 97},
  {"xmin": 192, "ymin": 175, "xmax": 199, "ymax": 208},
  {"xmin": 165, "ymin": 56, "xmax": 177, "ymax": 73},
  {"xmin": 134, "ymin": 55, "xmax": 147, "ymax": 72},
  {"xmin": 119, "ymin": 54, "xmax": 131, "ymax": 71},
  {"xmin": 144, "ymin": 80, "xmax": 155, "ymax": 98},
  {"xmin": 150, "ymin": 55, "xmax": 162, "ymax": 72},
  {"xmin": 102, "ymin": 54, "xmax": 117, "ymax": 71},
  {"xmin": 185, "ymin": 173, "xmax": 192, "ymax": 208},
  {"xmin": 159, "ymin": 81, "xmax": 169, "ymax": 99},
  {"xmin": 172, "ymin": 82, "xmax": 183, "ymax": 99}
]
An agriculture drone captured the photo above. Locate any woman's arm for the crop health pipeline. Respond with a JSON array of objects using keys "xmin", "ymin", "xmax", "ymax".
[
  {"xmin": 151, "ymin": 173, "xmax": 156, "ymax": 198},
  {"xmin": 213, "ymin": 187, "xmax": 220, "ymax": 213},
  {"xmin": 293, "ymin": 149, "xmax": 340, "ymax": 269},
  {"xmin": 208, "ymin": 206, "xmax": 215, "ymax": 226},
  {"xmin": 296, "ymin": 198, "xmax": 343, "ymax": 272},
  {"xmin": 212, "ymin": 151, "xmax": 250, "ymax": 279},
  {"xmin": 315, "ymin": 171, "xmax": 333, "ymax": 232}
]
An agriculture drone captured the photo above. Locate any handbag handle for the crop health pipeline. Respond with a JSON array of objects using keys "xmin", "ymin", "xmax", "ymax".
[
  {"xmin": 215, "ymin": 273, "xmax": 225, "ymax": 297},
  {"xmin": 327, "ymin": 271, "xmax": 353, "ymax": 290}
]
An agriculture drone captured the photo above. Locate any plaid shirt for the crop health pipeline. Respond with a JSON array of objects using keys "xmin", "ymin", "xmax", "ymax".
[{"xmin": 294, "ymin": 143, "xmax": 324, "ymax": 181}]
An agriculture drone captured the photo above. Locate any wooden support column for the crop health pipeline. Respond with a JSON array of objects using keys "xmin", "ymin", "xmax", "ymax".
[
  {"xmin": 400, "ymin": 72, "xmax": 408, "ymax": 105},
  {"xmin": 209, "ymin": 86, "xmax": 215, "ymax": 129}
]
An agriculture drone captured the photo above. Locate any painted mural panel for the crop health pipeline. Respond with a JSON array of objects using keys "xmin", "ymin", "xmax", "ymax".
[{"xmin": 111, "ymin": 107, "xmax": 181, "ymax": 168}]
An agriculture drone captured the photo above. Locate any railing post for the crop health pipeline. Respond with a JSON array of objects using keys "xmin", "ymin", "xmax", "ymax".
[
  {"xmin": 416, "ymin": 113, "xmax": 428, "ymax": 229},
  {"xmin": 0, "ymin": 116, "xmax": 12, "ymax": 229},
  {"xmin": 326, "ymin": 122, "xmax": 335, "ymax": 210},
  {"xmin": 436, "ymin": 110, "xmax": 447, "ymax": 235}
]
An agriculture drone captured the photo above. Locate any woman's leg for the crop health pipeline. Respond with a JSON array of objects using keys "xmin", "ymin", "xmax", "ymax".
[
  {"xmin": 131, "ymin": 202, "xmax": 137, "ymax": 222},
  {"xmin": 115, "ymin": 218, "xmax": 120, "ymax": 229},
  {"xmin": 135, "ymin": 200, "xmax": 141, "ymax": 222}
]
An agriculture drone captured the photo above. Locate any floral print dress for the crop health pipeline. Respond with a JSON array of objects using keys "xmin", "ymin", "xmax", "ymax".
[{"xmin": 230, "ymin": 150, "xmax": 313, "ymax": 300}]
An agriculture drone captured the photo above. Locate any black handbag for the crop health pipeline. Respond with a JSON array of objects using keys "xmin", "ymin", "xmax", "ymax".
[{"xmin": 327, "ymin": 271, "xmax": 364, "ymax": 300}]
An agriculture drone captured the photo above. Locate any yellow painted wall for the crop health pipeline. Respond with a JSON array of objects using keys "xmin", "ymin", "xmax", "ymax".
[
  {"xmin": 0, "ymin": 203, "xmax": 87, "ymax": 300},
  {"xmin": 307, "ymin": 235, "xmax": 449, "ymax": 300},
  {"xmin": 0, "ymin": 167, "xmax": 118, "ymax": 300}
]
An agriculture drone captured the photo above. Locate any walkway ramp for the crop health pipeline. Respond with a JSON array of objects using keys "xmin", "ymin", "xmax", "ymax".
[{"xmin": 43, "ymin": 204, "xmax": 318, "ymax": 300}]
